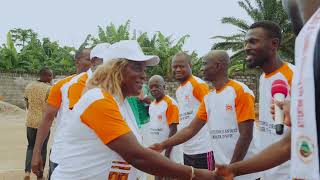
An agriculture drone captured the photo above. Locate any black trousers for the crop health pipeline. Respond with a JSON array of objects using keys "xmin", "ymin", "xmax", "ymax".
[
  {"xmin": 48, "ymin": 159, "xmax": 58, "ymax": 180},
  {"xmin": 183, "ymin": 151, "xmax": 215, "ymax": 170},
  {"xmin": 25, "ymin": 127, "xmax": 49, "ymax": 173}
]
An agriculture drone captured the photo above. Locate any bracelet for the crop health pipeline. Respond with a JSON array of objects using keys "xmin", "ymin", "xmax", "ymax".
[{"xmin": 190, "ymin": 166, "xmax": 195, "ymax": 180}]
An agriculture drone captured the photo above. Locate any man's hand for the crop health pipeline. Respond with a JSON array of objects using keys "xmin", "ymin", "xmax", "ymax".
[
  {"xmin": 141, "ymin": 96, "xmax": 152, "ymax": 104},
  {"xmin": 194, "ymin": 169, "xmax": 224, "ymax": 180},
  {"xmin": 31, "ymin": 151, "xmax": 43, "ymax": 177},
  {"xmin": 270, "ymin": 99, "xmax": 291, "ymax": 127},
  {"xmin": 164, "ymin": 149, "xmax": 171, "ymax": 159},
  {"xmin": 149, "ymin": 143, "xmax": 165, "ymax": 153},
  {"xmin": 215, "ymin": 164, "xmax": 235, "ymax": 180}
]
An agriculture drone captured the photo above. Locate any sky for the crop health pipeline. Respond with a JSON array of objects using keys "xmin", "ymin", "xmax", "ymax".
[{"xmin": 0, "ymin": 0, "xmax": 252, "ymax": 56}]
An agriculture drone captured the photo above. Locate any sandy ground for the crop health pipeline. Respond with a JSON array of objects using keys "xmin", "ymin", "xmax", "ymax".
[
  {"xmin": 0, "ymin": 101, "xmax": 49, "ymax": 180},
  {"xmin": 0, "ymin": 101, "xmax": 154, "ymax": 180}
]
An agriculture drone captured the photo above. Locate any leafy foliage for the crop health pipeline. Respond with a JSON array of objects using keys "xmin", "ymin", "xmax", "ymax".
[
  {"xmin": 0, "ymin": 30, "xmax": 75, "ymax": 74},
  {"xmin": 84, "ymin": 21, "xmax": 200, "ymax": 80},
  {"xmin": 212, "ymin": 0, "xmax": 295, "ymax": 75}
]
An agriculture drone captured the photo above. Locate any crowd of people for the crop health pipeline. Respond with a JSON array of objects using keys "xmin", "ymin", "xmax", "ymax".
[{"xmin": 22, "ymin": 0, "xmax": 320, "ymax": 179}]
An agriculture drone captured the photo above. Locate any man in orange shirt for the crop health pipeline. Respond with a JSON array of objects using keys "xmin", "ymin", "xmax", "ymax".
[{"xmin": 33, "ymin": 43, "xmax": 110, "ymax": 179}]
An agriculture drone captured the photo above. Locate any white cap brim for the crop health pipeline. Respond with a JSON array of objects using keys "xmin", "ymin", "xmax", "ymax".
[
  {"xmin": 125, "ymin": 55, "xmax": 160, "ymax": 66},
  {"xmin": 103, "ymin": 40, "xmax": 160, "ymax": 66}
]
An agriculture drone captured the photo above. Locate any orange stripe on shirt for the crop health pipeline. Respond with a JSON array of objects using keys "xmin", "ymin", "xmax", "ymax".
[
  {"xmin": 163, "ymin": 96, "xmax": 179, "ymax": 125},
  {"xmin": 196, "ymin": 99, "xmax": 208, "ymax": 121},
  {"xmin": 189, "ymin": 76, "xmax": 209, "ymax": 102},
  {"xmin": 228, "ymin": 80, "xmax": 255, "ymax": 123},
  {"xmin": 279, "ymin": 63, "xmax": 294, "ymax": 88},
  {"xmin": 68, "ymin": 73, "xmax": 88, "ymax": 109},
  {"xmin": 80, "ymin": 91, "xmax": 131, "ymax": 144},
  {"xmin": 47, "ymin": 75, "xmax": 76, "ymax": 108},
  {"xmin": 264, "ymin": 62, "xmax": 294, "ymax": 87}
]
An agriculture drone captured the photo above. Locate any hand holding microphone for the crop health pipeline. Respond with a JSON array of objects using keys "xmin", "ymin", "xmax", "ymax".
[{"xmin": 271, "ymin": 80, "xmax": 289, "ymax": 135}]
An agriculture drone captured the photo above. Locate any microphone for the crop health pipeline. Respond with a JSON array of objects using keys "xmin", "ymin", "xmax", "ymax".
[{"xmin": 271, "ymin": 80, "xmax": 289, "ymax": 135}]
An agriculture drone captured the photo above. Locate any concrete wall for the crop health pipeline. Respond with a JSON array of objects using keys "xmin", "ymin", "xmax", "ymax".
[
  {"xmin": 0, "ymin": 72, "xmax": 65, "ymax": 108},
  {"xmin": 0, "ymin": 72, "xmax": 261, "ymax": 108}
]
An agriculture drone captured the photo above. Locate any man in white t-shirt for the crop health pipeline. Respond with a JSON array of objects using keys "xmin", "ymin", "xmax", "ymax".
[
  {"xmin": 151, "ymin": 50, "xmax": 260, "ymax": 179},
  {"xmin": 245, "ymin": 20, "xmax": 295, "ymax": 180},
  {"xmin": 214, "ymin": 1, "xmax": 320, "ymax": 179},
  {"xmin": 145, "ymin": 75, "xmax": 181, "ymax": 180},
  {"xmin": 168, "ymin": 52, "xmax": 214, "ymax": 170}
]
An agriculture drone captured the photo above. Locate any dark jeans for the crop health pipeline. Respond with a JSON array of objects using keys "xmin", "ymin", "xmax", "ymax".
[
  {"xmin": 25, "ymin": 127, "xmax": 49, "ymax": 173},
  {"xmin": 48, "ymin": 159, "xmax": 58, "ymax": 180}
]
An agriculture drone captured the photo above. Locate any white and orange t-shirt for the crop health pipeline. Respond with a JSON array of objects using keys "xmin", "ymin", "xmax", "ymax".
[
  {"xmin": 255, "ymin": 62, "xmax": 295, "ymax": 180},
  {"xmin": 146, "ymin": 95, "xmax": 179, "ymax": 144},
  {"xmin": 175, "ymin": 75, "xmax": 212, "ymax": 155},
  {"xmin": 197, "ymin": 79, "xmax": 259, "ymax": 180},
  {"xmin": 67, "ymin": 69, "xmax": 92, "ymax": 109},
  {"xmin": 51, "ymin": 88, "xmax": 141, "ymax": 180},
  {"xmin": 49, "ymin": 69, "xmax": 92, "ymax": 163},
  {"xmin": 144, "ymin": 95, "xmax": 182, "ymax": 163},
  {"xmin": 46, "ymin": 74, "xmax": 76, "ymax": 137}
]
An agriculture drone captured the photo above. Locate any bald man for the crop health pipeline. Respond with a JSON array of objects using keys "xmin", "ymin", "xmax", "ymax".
[
  {"xmin": 150, "ymin": 50, "xmax": 260, "ymax": 179},
  {"xmin": 145, "ymin": 75, "xmax": 181, "ymax": 180}
]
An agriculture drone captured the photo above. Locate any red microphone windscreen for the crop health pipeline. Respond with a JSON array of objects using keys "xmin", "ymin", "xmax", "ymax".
[{"xmin": 271, "ymin": 80, "xmax": 288, "ymax": 97}]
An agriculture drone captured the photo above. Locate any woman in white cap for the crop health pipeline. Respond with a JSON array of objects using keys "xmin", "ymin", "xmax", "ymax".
[{"xmin": 45, "ymin": 40, "xmax": 219, "ymax": 180}]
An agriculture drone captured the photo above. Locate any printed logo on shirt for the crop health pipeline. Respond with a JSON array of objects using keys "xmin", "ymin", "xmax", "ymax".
[
  {"xmin": 297, "ymin": 136, "xmax": 315, "ymax": 163},
  {"xmin": 185, "ymin": 95, "xmax": 190, "ymax": 101},
  {"xmin": 225, "ymin": 104, "xmax": 233, "ymax": 111},
  {"xmin": 157, "ymin": 115, "xmax": 162, "ymax": 121}
]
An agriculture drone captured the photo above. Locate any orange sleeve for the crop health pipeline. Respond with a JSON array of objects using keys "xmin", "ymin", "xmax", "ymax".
[
  {"xmin": 80, "ymin": 97, "xmax": 131, "ymax": 144},
  {"xmin": 166, "ymin": 103, "xmax": 179, "ymax": 125},
  {"xmin": 280, "ymin": 63, "xmax": 294, "ymax": 88},
  {"xmin": 68, "ymin": 73, "xmax": 88, "ymax": 109},
  {"xmin": 196, "ymin": 100, "xmax": 208, "ymax": 121},
  {"xmin": 193, "ymin": 83, "xmax": 209, "ymax": 102},
  {"xmin": 47, "ymin": 76, "xmax": 74, "ymax": 108},
  {"xmin": 235, "ymin": 92, "xmax": 255, "ymax": 123}
]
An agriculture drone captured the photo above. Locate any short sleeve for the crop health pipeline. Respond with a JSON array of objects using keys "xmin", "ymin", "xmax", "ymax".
[
  {"xmin": 196, "ymin": 99, "xmax": 208, "ymax": 121},
  {"xmin": 80, "ymin": 97, "xmax": 131, "ymax": 144},
  {"xmin": 193, "ymin": 83, "xmax": 209, "ymax": 102},
  {"xmin": 47, "ymin": 76, "xmax": 74, "ymax": 108},
  {"xmin": 68, "ymin": 73, "xmax": 88, "ymax": 109},
  {"xmin": 24, "ymin": 83, "xmax": 31, "ymax": 99},
  {"xmin": 235, "ymin": 92, "xmax": 255, "ymax": 123},
  {"xmin": 166, "ymin": 102, "xmax": 179, "ymax": 125}
]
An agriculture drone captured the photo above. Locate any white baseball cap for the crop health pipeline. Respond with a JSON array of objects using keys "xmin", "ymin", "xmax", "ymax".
[
  {"xmin": 90, "ymin": 42, "xmax": 111, "ymax": 62},
  {"xmin": 104, "ymin": 40, "xmax": 160, "ymax": 66}
]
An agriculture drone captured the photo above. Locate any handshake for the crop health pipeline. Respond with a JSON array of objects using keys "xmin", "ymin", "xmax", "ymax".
[{"xmin": 149, "ymin": 143, "xmax": 236, "ymax": 180}]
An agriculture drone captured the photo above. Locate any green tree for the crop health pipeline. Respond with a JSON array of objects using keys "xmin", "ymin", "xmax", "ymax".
[
  {"xmin": 0, "ymin": 32, "xmax": 20, "ymax": 70},
  {"xmin": 91, "ymin": 20, "xmax": 131, "ymax": 46},
  {"xmin": 85, "ymin": 21, "xmax": 200, "ymax": 79},
  {"xmin": 10, "ymin": 28, "xmax": 37, "ymax": 47},
  {"xmin": 1, "ymin": 29, "xmax": 76, "ymax": 74},
  {"xmin": 212, "ymin": 0, "xmax": 295, "ymax": 75}
]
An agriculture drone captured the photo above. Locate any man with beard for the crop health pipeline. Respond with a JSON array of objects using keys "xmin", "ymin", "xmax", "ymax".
[
  {"xmin": 245, "ymin": 20, "xmax": 295, "ymax": 180},
  {"xmin": 169, "ymin": 52, "xmax": 214, "ymax": 170},
  {"xmin": 215, "ymin": 0, "xmax": 320, "ymax": 179}
]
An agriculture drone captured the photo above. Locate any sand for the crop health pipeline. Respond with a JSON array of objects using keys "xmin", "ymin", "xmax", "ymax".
[{"xmin": 0, "ymin": 101, "xmax": 154, "ymax": 180}]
